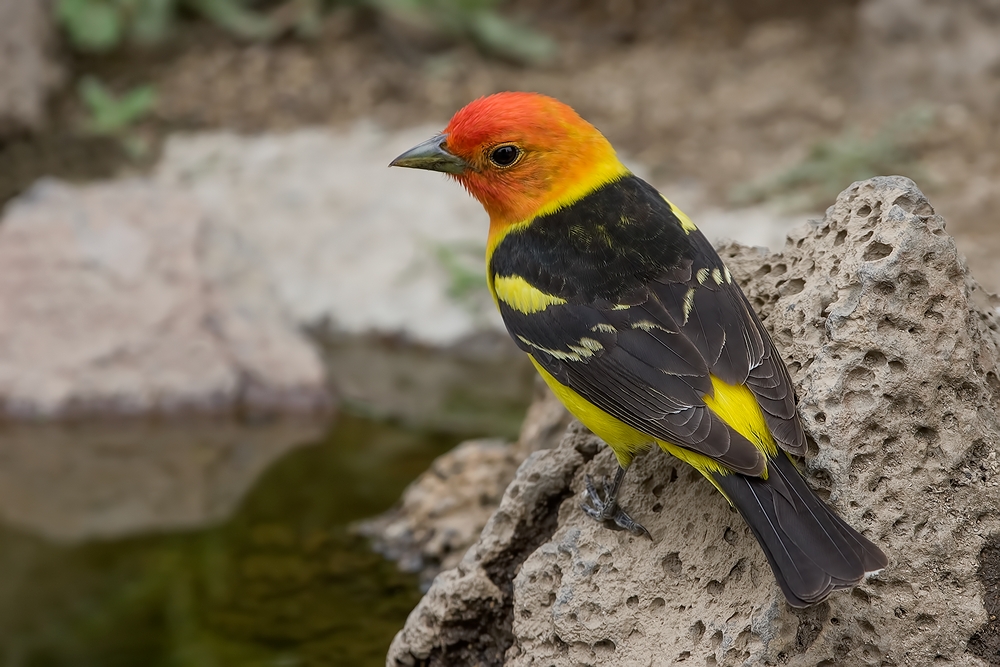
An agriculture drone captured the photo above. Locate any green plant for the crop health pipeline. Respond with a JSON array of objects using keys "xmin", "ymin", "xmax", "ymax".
[
  {"xmin": 78, "ymin": 75, "xmax": 157, "ymax": 135},
  {"xmin": 373, "ymin": 0, "xmax": 555, "ymax": 64},
  {"xmin": 55, "ymin": 0, "xmax": 291, "ymax": 52},
  {"xmin": 731, "ymin": 107, "xmax": 935, "ymax": 210},
  {"xmin": 55, "ymin": 0, "xmax": 553, "ymax": 64},
  {"xmin": 58, "ymin": 0, "xmax": 175, "ymax": 51}
]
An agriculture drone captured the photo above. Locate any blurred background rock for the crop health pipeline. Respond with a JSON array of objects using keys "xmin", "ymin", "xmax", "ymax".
[{"xmin": 0, "ymin": 0, "xmax": 998, "ymax": 664}]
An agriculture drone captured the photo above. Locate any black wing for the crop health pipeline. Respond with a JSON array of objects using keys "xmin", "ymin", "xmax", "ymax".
[{"xmin": 490, "ymin": 176, "xmax": 804, "ymax": 475}]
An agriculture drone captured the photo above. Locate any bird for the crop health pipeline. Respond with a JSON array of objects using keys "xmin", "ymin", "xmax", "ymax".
[{"xmin": 389, "ymin": 91, "xmax": 888, "ymax": 608}]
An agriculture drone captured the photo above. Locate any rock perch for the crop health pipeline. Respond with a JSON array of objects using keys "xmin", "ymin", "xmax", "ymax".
[{"xmin": 387, "ymin": 177, "xmax": 1000, "ymax": 666}]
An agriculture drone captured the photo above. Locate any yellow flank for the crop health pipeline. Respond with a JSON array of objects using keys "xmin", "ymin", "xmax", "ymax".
[
  {"xmin": 529, "ymin": 356, "xmax": 652, "ymax": 467},
  {"xmin": 654, "ymin": 441, "xmax": 733, "ymax": 498},
  {"xmin": 702, "ymin": 374, "xmax": 779, "ymax": 460},
  {"xmin": 530, "ymin": 359, "xmax": 777, "ymax": 502},
  {"xmin": 493, "ymin": 274, "xmax": 567, "ymax": 313},
  {"xmin": 663, "ymin": 196, "xmax": 698, "ymax": 233}
]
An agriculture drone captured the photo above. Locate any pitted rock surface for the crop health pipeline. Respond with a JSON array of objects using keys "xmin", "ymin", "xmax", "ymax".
[{"xmin": 387, "ymin": 177, "xmax": 1000, "ymax": 666}]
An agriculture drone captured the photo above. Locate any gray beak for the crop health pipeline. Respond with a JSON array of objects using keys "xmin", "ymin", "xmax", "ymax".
[{"xmin": 389, "ymin": 134, "xmax": 470, "ymax": 175}]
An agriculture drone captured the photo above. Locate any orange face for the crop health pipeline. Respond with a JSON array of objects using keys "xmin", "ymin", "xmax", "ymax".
[
  {"xmin": 392, "ymin": 92, "xmax": 628, "ymax": 232},
  {"xmin": 443, "ymin": 92, "xmax": 622, "ymax": 224}
]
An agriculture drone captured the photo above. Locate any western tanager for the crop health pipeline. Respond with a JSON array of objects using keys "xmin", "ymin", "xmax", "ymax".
[{"xmin": 391, "ymin": 91, "xmax": 887, "ymax": 607}]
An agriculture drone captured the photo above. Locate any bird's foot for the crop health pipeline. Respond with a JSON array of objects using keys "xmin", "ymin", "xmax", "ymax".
[{"xmin": 581, "ymin": 474, "xmax": 651, "ymax": 539}]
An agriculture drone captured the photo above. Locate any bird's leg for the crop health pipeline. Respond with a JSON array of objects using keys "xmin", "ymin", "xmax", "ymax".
[{"xmin": 581, "ymin": 466, "xmax": 651, "ymax": 539}]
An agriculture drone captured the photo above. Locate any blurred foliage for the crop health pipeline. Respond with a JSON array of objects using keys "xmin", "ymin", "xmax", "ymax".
[
  {"xmin": 731, "ymin": 107, "xmax": 935, "ymax": 210},
  {"xmin": 77, "ymin": 75, "xmax": 157, "ymax": 157},
  {"xmin": 55, "ymin": 0, "xmax": 553, "ymax": 64},
  {"xmin": 373, "ymin": 0, "xmax": 554, "ymax": 64},
  {"xmin": 78, "ymin": 76, "xmax": 156, "ymax": 135}
]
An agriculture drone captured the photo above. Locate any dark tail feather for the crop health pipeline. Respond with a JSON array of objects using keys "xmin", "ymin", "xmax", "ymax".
[{"xmin": 713, "ymin": 453, "xmax": 888, "ymax": 607}]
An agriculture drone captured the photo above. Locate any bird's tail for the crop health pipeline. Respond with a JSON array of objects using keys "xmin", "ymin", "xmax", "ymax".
[{"xmin": 712, "ymin": 452, "xmax": 888, "ymax": 607}]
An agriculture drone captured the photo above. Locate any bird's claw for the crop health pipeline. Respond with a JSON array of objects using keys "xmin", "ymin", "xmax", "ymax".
[{"xmin": 581, "ymin": 474, "xmax": 651, "ymax": 539}]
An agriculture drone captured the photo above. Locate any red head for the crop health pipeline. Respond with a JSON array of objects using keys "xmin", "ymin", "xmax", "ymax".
[{"xmin": 391, "ymin": 92, "xmax": 629, "ymax": 238}]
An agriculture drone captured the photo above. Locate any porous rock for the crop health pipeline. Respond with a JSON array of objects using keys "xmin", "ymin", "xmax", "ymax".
[{"xmin": 387, "ymin": 177, "xmax": 1000, "ymax": 666}]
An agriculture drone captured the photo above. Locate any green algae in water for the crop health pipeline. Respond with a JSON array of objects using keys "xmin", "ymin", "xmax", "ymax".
[{"xmin": 0, "ymin": 413, "xmax": 469, "ymax": 667}]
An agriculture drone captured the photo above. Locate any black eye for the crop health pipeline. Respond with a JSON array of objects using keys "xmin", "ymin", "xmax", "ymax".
[{"xmin": 489, "ymin": 145, "xmax": 521, "ymax": 167}]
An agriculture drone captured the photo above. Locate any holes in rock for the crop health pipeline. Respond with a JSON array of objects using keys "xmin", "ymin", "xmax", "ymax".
[
  {"xmin": 792, "ymin": 602, "xmax": 829, "ymax": 651},
  {"xmin": 863, "ymin": 241, "xmax": 894, "ymax": 262},
  {"xmin": 755, "ymin": 264, "xmax": 772, "ymax": 278},
  {"xmin": 651, "ymin": 502, "xmax": 663, "ymax": 513},
  {"xmin": 846, "ymin": 366, "xmax": 875, "ymax": 391},
  {"xmin": 916, "ymin": 426, "xmax": 939, "ymax": 443},
  {"xmin": 594, "ymin": 639, "xmax": 616, "ymax": 654},
  {"xmin": 651, "ymin": 483, "xmax": 665, "ymax": 497},
  {"xmin": 877, "ymin": 315, "xmax": 923, "ymax": 335},
  {"xmin": 863, "ymin": 350, "xmax": 887, "ymax": 367},
  {"xmin": 805, "ymin": 434, "xmax": 820, "ymax": 458},
  {"xmin": 782, "ymin": 278, "xmax": 806, "ymax": 295},
  {"xmin": 888, "ymin": 359, "xmax": 905, "ymax": 372},
  {"xmin": 724, "ymin": 527, "xmax": 738, "ymax": 544},
  {"xmin": 772, "ymin": 263, "xmax": 787, "ymax": 276},
  {"xmin": 874, "ymin": 281, "xmax": 895, "ymax": 296},
  {"xmin": 650, "ymin": 597, "xmax": 665, "ymax": 610},
  {"xmin": 677, "ymin": 651, "xmax": 690, "ymax": 661},
  {"xmin": 662, "ymin": 552, "xmax": 683, "ymax": 576},
  {"xmin": 956, "ymin": 381, "xmax": 979, "ymax": 401},
  {"xmin": 706, "ymin": 580, "xmax": 725, "ymax": 595},
  {"xmin": 850, "ymin": 452, "xmax": 875, "ymax": 472},
  {"xmin": 528, "ymin": 472, "xmax": 540, "ymax": 483},
  {"xmin": 857, "ymin": 204, "xmax": 872, "ymax": 217},
  {"xmin": 691, "ymin": 620, "xmax": 706, "ymax": 640},
  {"xmin": 520, "ymin": 609, "xmax": 531, "ymax": 619},
  {"xmin": 834, "ymin": 230, "xmax": 847, "ymax": 246},
  {"xmin": 710, "ymin": 630, "xmax": 724, "ymax": 648},
  {"xmin": 893, "ymin": 193, "xmax": 934, "ymax": 217},
  {"xmin": 859, "ymin": 231, "xmax": 874, "ymax": 243}
]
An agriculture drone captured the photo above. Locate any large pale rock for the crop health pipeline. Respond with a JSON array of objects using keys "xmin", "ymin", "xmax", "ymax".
[
  {"xmin": 0, "ymin": 179, "xmax": 328, "ymax": 418},
  {"xmin": 154, "ymin": 125, "xmax": 501, "ymax": 347},
  {"xmin": 387, "ymin": 177, "xmax": 1000, "ymax": 666},
  {"xmin": 0, "ymin": 0, "xmax": 62, "ymax": 135}
]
